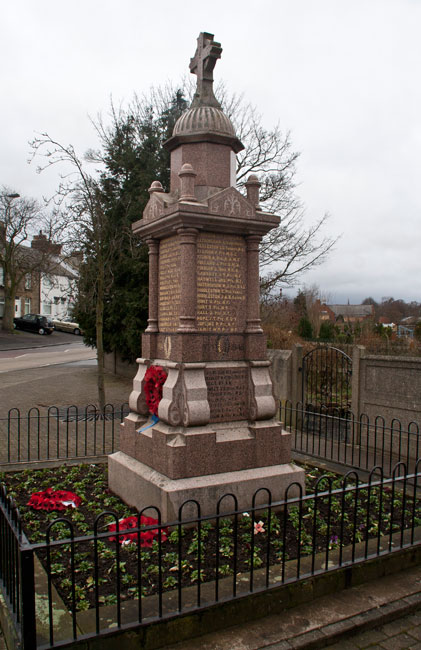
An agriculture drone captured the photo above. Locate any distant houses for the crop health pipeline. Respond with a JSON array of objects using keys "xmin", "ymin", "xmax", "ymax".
[
  {"xmin": 319, "ymin": 303, "xmax": 375, "ymax": 327},
  {"xmin": 397, "ymin": 316, "xmax": 421, "ymax": 339},
  {"xmin": 0, "ymin": 231, "xmax": 80, "ymax": 321},
  {"xmin": 316, "ymin": 302, "xmax": 420, "ymax": 340}
]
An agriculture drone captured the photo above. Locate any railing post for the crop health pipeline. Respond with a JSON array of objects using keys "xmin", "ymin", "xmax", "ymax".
[{"xmin": 20, "ymin": 546, "xmax": 36, "ymax": 650}]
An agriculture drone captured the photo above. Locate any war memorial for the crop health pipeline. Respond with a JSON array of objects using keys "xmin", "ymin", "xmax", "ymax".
[{"xmin": 109, "ymin": 32, "xmax": 305, "ymax": 519}]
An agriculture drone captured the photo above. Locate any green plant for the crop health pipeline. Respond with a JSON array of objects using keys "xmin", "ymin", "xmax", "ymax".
[
  {"xmin": 163, "ymin": 576, "xmax": 177, "ymax": 589},
  {"xmin": 319, "ymin": 321, "xmax": 334, "ymax": 341},
  {"xmin": 298, "ymin": 316, "xmax": 313, "ymax": 340}
]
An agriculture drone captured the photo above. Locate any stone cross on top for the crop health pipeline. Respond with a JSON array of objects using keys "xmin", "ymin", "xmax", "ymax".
[{"xmin": 190, "ymin": 32, "xmax": 222, "ymax": 109}]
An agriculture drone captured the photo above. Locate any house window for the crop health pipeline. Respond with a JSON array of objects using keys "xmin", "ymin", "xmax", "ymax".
[
  {"xmin": 0, "ymin": 298, "xmax": 4, "ymax": 317},
  {"xmin": 0, "ymin": 266, "xmax": 4, "ymax": 286},
  {"xmin": 43, "ymin": 276, "xmax": 53, "ymax": 288},
  {"xmin": 42, "ymin": 302, "xmax": 52, "ymax": 315},
  {"xmin": 24, "ymin": 298, "xmax": 31, "ymax": 314},
  {"xmin": 24, "ymin": 274, "xmax": 32, "ymax": 290},
  {"xmin": 54, "ymin": 296, "xmax": 60, "ymax": 304}
]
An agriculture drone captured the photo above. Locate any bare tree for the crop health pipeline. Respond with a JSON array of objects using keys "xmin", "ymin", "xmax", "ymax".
[
  {"xmin": 0, "ymin": 190, "xmax": 63, "ymax": 332},
  {"xmin": 218, "ymin": 85, "xmax": 337, "ymax": 291},
  {"xmin": 302, "ymin": 284, "xmax": 332, "ymax": 337},
  {"xmin": 29, "ymin": 135, "xmax": 118, "ymax": 410}
]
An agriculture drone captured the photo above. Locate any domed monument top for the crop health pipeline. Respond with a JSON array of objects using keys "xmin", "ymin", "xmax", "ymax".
[{"xmin": 165, "ymin": 32, "xmax": 243, "ymax": 155}]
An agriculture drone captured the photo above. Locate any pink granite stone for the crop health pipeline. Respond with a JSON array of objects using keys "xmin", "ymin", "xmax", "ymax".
[
  {"xmin": 170, "ymin": 142, "xmax": 233, "ymax": 195},
  {"xmin": 109, "ymin": 31, "xmax": 305, "ymax": 513},
  {"xmin": 109, "ymin": 451, "xmax": 304, "ymax": 522}
]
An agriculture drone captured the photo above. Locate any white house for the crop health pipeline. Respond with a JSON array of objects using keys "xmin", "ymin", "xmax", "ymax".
[
  {"xmin": 31, "ymin": 232, "xmax": 80, "ymax": 320},
  {"xmin": 40, "ymin": 260, "xmax": 78, "ymax": 320}
]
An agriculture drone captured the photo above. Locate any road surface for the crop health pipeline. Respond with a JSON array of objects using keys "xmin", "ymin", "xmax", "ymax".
[{"xmin": 0, "ymin": 341, "xmax": 96, "ymax": 373}]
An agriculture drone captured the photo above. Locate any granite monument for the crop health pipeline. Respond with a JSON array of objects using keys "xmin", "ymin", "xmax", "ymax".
[{"xmin": 108, "ymin": 32, "xmax": 305, "ymax": 519}]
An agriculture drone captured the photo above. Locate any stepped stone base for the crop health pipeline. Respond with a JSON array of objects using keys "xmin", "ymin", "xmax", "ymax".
[
  {"xmin": 120, "ymin": 415, "xmax": 293, "ymax": 480},
  {"xmin": 108, "ymin": 450, "xmax": 305, "ymax": 522}
]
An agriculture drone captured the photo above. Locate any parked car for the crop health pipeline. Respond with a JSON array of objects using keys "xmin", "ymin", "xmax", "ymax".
[
  {"xmin": 13, "ymin": 314, "xmax": 54, "ymax": 335},
  {"xmin": 52, "ymin": 318, "xmax": 83, "ymax": 336}
]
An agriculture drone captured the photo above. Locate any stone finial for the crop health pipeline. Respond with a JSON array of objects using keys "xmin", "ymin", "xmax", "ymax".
[
  {"xmin": 178, "ymin": 163, "xmax": 197, "ymax": 202},
  {"xmin": 148, "ymin": 180, "xmax": 164, "ymax": 194},
  {"xmin": 190, "ymin": 32, "xmax": 222, "ymax": 109},
  {"xmin": 245, "ymin": 174, "xmax": 261, "ymax": 209}
]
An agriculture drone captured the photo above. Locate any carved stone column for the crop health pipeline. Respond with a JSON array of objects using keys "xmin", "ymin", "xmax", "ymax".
[
  {"xmin": 145, "ymin": 237, "xmax": 159, "ymax": 333},
  {"xmin": 177, "ymin": 228, "xmax": 198, "ymax": 332},
  {"xmin": 245, "ymin": 235, "xmax": 263, "ymax": 333}
]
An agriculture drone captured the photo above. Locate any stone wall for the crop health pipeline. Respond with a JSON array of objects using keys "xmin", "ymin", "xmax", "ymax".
[
  {"xmin": 268, "ymin": 345, "xmax": 304, "ymax": 409},
  {"xmin": 270, "ymin": 343, "xmax": 421, "ymax": 428},
  {"xmin": 352, "ymin": 345, "xmax": 421, "ymax": 428}
]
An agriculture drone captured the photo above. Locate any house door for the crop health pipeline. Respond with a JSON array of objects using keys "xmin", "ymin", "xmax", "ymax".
[{"xmin": 15, "ymin": 299, "xmax": 21, "ymax": 318}]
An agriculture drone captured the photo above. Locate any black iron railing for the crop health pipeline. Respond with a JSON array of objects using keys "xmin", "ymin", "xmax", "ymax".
[
  {"xmin": 284, "ymin": 401, "xmax": 421, "ymax": 475},
  {"xmin": 0, "ymin": 485, "xmax": 36, "ymax": 648},
  {"xmin": 1, "ymin": 462, "xmax": 420, "ymax": 648},
  {"xmin": 0, "ymin": 404, "xmax": 129, "ymax": 466}
]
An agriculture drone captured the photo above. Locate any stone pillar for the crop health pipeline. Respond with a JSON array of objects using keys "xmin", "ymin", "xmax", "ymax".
[
  {"xmin": 177, "ymin": 228, "xmax": 198, "ymax": 332},
  {"xmin": 290, "ymin": 344, "xmax": 303, "ymax": 431},
  {"xmin": 351, "ymin": 345, "xmax": 365, "ymax": 420},
  {"xmin": 245, "ymin": 174, "xmax": 261, "ymax": 209},
  {"xmin": 245, "ymin": 235, "xmax": 263, "ymax": 334},
  {"xmin": 179, "ymin": 163, "xmax": 197, "ymax": 201},
  {"xmin": 145, "ymin": 238, "xmax": 159, "ymax": 333}
]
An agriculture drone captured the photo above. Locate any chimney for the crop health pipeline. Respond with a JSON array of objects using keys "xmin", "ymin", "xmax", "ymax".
[
  {"xmin": 31, "ymin": 230, "xmax": 62, "ymax": 255},
  {"xmin": 68, "ymin": 251, "xmax": 83, "ymax": 269}
]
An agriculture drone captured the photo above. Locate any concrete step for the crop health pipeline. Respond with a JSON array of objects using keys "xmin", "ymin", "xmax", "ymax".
[{"xmin": 158, "ymin": 565, "xmax": 421, "ymax": 649}]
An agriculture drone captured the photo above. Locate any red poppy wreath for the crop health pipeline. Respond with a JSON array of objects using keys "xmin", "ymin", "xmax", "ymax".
[
  {"xmin": 143, "ymin": 365, "xmax": 167, "ymax": 416},
  {"xmin": 108, "ymin": 515, "xmax": 168, "ymax": 547},
  {"xmin": 27, "ymin": 488, "xmax": 81, "ymax": 511}
]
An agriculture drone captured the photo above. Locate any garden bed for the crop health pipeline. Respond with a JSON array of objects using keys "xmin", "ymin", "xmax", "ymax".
[{"xmin": 1, "ymin": 463, "xmax": 419, "ymax": 615}]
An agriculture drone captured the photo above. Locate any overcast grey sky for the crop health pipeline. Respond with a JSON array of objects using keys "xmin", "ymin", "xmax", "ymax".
[{"xmin": 2, "ymin": 0, "xmax": 420, "ymax": 304}]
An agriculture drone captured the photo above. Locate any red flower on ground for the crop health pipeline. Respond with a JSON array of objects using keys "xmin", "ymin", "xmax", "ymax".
[
  {"xmin": 27, "ymin": 488, "xmax": 82, "ymax": 511},
  {"xmin": 108, "ymin": 515, "xmax": 168, "ymax": 547},
  {"xmin": 143, "ymin": 365, "xmax": 168, "ymax": 416}
]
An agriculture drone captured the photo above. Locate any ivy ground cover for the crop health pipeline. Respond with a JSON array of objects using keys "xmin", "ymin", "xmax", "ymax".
[{"xmin": 1, "ymin": 463, "xmax": 419, "ymax": 614}]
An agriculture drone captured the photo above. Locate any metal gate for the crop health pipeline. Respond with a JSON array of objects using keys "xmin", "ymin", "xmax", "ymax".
[{"xmin": 301, "ymin": 346, "xmax": 352, "ymax": 439}]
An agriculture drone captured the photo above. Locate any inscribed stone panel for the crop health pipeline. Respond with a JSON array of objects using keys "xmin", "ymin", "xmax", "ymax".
[
  {"xmin": 197, "ymin": 232, "xmax": 246, "ymax": 333},
  {"xmin": 159, "ymin": 237, "xmax": 181, "ymax": 332},
  {"xmin": 205, "ymin": 366, "xmax": 248, "ymax": 422}
]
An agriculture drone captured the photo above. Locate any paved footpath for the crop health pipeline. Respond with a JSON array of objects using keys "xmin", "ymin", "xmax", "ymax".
[
  {"xmin": 161, "ymin": 565, "xmax": 421, "ymax": 650},
  {"xmin": 328, "ymin": 608, "xmax": 421, "ymax": 649}
]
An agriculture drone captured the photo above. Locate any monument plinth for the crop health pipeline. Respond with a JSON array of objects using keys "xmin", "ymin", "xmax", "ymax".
[{"xmin": 109, "ymin": 32, "xmax": 304, "ymax": 519}]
